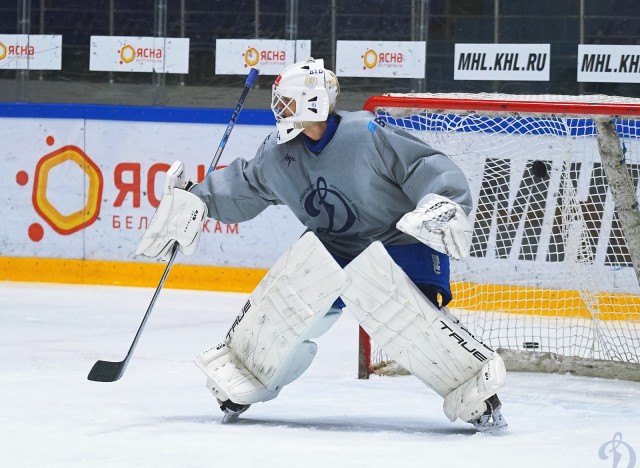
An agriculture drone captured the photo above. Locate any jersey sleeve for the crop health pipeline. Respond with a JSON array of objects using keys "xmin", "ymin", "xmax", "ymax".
[
  {"xmin": 191, "ymin": 146, "xmax": 282, "ymax": 224},
  {"xmin": 370, "ymin": 121, "xmax": 473, "ymax": 215}
]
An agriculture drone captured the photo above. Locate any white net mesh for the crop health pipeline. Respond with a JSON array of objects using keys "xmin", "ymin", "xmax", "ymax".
[{"xmin": 364, "ymin": 93, "xmax": 640, "ymax": 378}]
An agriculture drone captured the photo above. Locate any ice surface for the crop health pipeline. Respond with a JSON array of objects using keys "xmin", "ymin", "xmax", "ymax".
[{"xmin": 1, "ymin": 282, "xmax": 639, "ymax": 468}]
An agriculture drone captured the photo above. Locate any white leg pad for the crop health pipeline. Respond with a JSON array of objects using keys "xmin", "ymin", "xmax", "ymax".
[
  {"xmin": 200, "ymin": 340, "xmax": 318, "ymax": 404},
  {"xmin": 341, "ymin": 241, "xmax": 506, "ymax": 422},
  {"xmin": 443, "ymin": 353, "xmax": 506, "ymax": 422},
  {"xmin": 195, "ymin": 232, "xmax": 349, "ymax": 405},
  {"xmin": 200, "ymin": 342, "xmax": 274, "ymax": 404}
]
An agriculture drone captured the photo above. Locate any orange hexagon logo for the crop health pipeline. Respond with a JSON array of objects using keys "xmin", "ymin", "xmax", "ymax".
[
  {"xmin": 120, "ymin": 44, "xmax": 136, "ymax": 64},
  {"xmin": 32, "ymin": 145, "xmax": 103, "ymax": 235},
  {"xmin": 244, "ymin": 47, "xmax": 260, "ymax": 67},
  {"xmin": 363, "ymin": 49, "xmax": 378, "ymax": 69}
]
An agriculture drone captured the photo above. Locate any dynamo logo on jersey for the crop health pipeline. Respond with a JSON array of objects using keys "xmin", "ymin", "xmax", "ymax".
[{"xmin": 303, "ymin": 177, "xmax": 358, "ymax": 234}]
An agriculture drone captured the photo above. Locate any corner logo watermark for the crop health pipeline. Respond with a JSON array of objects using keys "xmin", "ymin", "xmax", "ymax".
[{"xmin": 599, "ymin": 433, "xmax": 636, "ymax": 468}]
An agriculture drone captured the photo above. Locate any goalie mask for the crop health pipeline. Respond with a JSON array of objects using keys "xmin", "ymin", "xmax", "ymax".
[{"xmin": 271, "ymin": 58, "xmax": 340, "ymax": 144}]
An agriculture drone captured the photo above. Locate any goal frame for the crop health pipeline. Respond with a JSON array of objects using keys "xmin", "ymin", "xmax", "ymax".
[{"xmin": 358, "ymin": 93, "xmax": 640, "ymax": 381}]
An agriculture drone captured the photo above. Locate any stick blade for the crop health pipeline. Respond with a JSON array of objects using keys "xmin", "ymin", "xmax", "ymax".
[{"xmin": 87, "ymin": 360, "xmax": 127, "ymax": 382}]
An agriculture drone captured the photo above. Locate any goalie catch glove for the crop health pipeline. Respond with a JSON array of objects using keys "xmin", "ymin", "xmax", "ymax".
[
  {"xmin": 136, "ymin": 161, "xmax": 208, "ymax": 260},
  {"xmin": 396, "ymin": 193, "xmax": 472, "ymax": 260}
]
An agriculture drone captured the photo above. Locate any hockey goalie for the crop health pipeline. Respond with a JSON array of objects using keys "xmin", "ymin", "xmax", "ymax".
[{"xmin": 137, "ymin": 57, "xmax": 507, "ymax": 432}]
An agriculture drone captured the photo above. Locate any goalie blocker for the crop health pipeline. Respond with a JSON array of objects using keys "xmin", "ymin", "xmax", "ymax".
[
  {"xmin": 136, "ymin": 161, "xmax": 207, "ymax": 260},
  {"xmin": 341, "ymin": 241, "xmax": 506, "ymax": 427}
]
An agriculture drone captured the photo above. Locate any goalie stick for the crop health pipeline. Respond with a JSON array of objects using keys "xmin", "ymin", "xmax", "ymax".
[{"xmin": 87, "ymin": 67, "xmax": 260, "ymax": 383}]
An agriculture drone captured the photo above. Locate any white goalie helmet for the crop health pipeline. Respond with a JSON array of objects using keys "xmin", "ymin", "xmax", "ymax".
[{"xmin": 271, "ymin": 58, "xmax": 340, "ymax": 144}]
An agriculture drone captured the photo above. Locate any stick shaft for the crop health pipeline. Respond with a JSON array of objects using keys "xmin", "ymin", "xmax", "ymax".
[
  {"xmin": 208, "ymin": 68, "xmax": 259, "ymax": 174},
  {"xmin": 88, "ymin": 68, "xmax": 260, "ymax": 382},
  {"xmin": 125, "ymin": 244, "xmax": 179, "ymax": 359}
]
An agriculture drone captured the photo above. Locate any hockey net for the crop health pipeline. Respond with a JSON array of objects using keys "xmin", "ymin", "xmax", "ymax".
[{"xmin": 359, "ymin": 93, "xmax": 640, "ymax": 381}]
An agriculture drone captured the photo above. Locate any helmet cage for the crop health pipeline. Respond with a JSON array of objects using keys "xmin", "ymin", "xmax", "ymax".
[
  {"xmin": 271, "ymin": 86, "xmax": 330, "ymax": 124},
  {"xmin": 271, "ymin": 58, "xmax": 336, "ymax": 143}
]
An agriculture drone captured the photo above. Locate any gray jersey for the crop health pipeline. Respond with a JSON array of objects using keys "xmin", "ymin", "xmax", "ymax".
[{"xmin": 192, "ymin": 110, "xmax": 472, "ymax": 259}]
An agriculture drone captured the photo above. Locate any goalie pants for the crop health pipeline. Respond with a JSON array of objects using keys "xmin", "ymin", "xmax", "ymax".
[{"xmin": 331, "ymin": 242, "xmax": 452, "ymax": 308}]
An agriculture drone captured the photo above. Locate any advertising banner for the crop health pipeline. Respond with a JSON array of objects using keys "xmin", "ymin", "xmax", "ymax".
[
  {"xmin": 89, "ymin": 36, "xmax": 190, "ymax": 73},
  {"xmin": 0, "ymin": 35, "xmax": 62, "ymax": 70},
  {"xmin": 0, "ymin": 117, "xmax": 304, "ymax": 269},
  {"xmin": 335, "ymin": 41, "xmax": 426, "ymax": 78},
  {"xmin": 454, "ymin": 43, "xmax": 550, "ymax": 81},
  {"xmin": 578, "ymin": 44, "xmax": 640, "ymax": 83},
  {"xmin": 2, "ymin": 108, "xmax": 637, "ymax": 292},
  {"xmin": 215, "ymin": 39, "xmax": 311, "ymax": 75}
]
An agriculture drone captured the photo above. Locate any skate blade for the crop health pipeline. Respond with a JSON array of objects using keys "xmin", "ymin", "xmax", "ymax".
[
  {"xmin": 221, "ymin": 412, "xmax": 242, "ymax": 424},
  {"xmin": 472, "ymin": 410, "xmax": 508, "ymax": 434},
  {"xmin": 473, "ymin": 420, "xmax": 509, "ymax": 433},
  {"xmin": 221, "ymin": 405, "xmax": 250, "ymax": 424}
]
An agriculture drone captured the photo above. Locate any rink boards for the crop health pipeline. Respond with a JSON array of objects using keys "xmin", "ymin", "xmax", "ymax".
[
  {"xmin": 1, "ymin": 103, "xmax": 639, "ymax": 320},
  {"xmin": 0, "ymin": 104, "xmax": 300, "ymax": 291}
]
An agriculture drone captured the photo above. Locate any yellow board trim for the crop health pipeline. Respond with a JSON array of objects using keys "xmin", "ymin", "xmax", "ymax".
[
  {"xmin": 450, "ymin": 282, "xmax": 640, "ymax": 321},
  {"xmin": 1, "ymin": 257, "xmax": 639, "ymax": 321},
  {"xmin": 0, "ymin": 257, "xmax": 265, "ymax": 293}
]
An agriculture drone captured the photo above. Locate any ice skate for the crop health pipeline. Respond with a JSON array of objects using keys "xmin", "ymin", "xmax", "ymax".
[
  {"xmin": 471, "ymin": 394, "xmax": 508, "ymax": 433},
  {"xmin": 218, "ymin": 399, "xmax": 251, "ymax": 424}
]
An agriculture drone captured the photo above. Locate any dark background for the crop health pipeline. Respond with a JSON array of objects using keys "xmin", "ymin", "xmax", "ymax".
[{"xmin": 1, "ymin": 0, "xmax": 639, "ymax": 110}]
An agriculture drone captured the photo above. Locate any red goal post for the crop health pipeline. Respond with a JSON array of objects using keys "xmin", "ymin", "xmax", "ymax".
[
  {"xmin": 364, "ymin": 94, "xmax": 640, "ymax": 118},
  {"xmin": 358, "ymin": 93, "xmax": 640, "ymax": 381}
]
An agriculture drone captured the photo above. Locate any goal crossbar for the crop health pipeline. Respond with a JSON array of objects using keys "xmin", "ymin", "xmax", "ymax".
[{"xmin": 364, "ymin": 93, "xmax": 640, "ymax": 117}]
